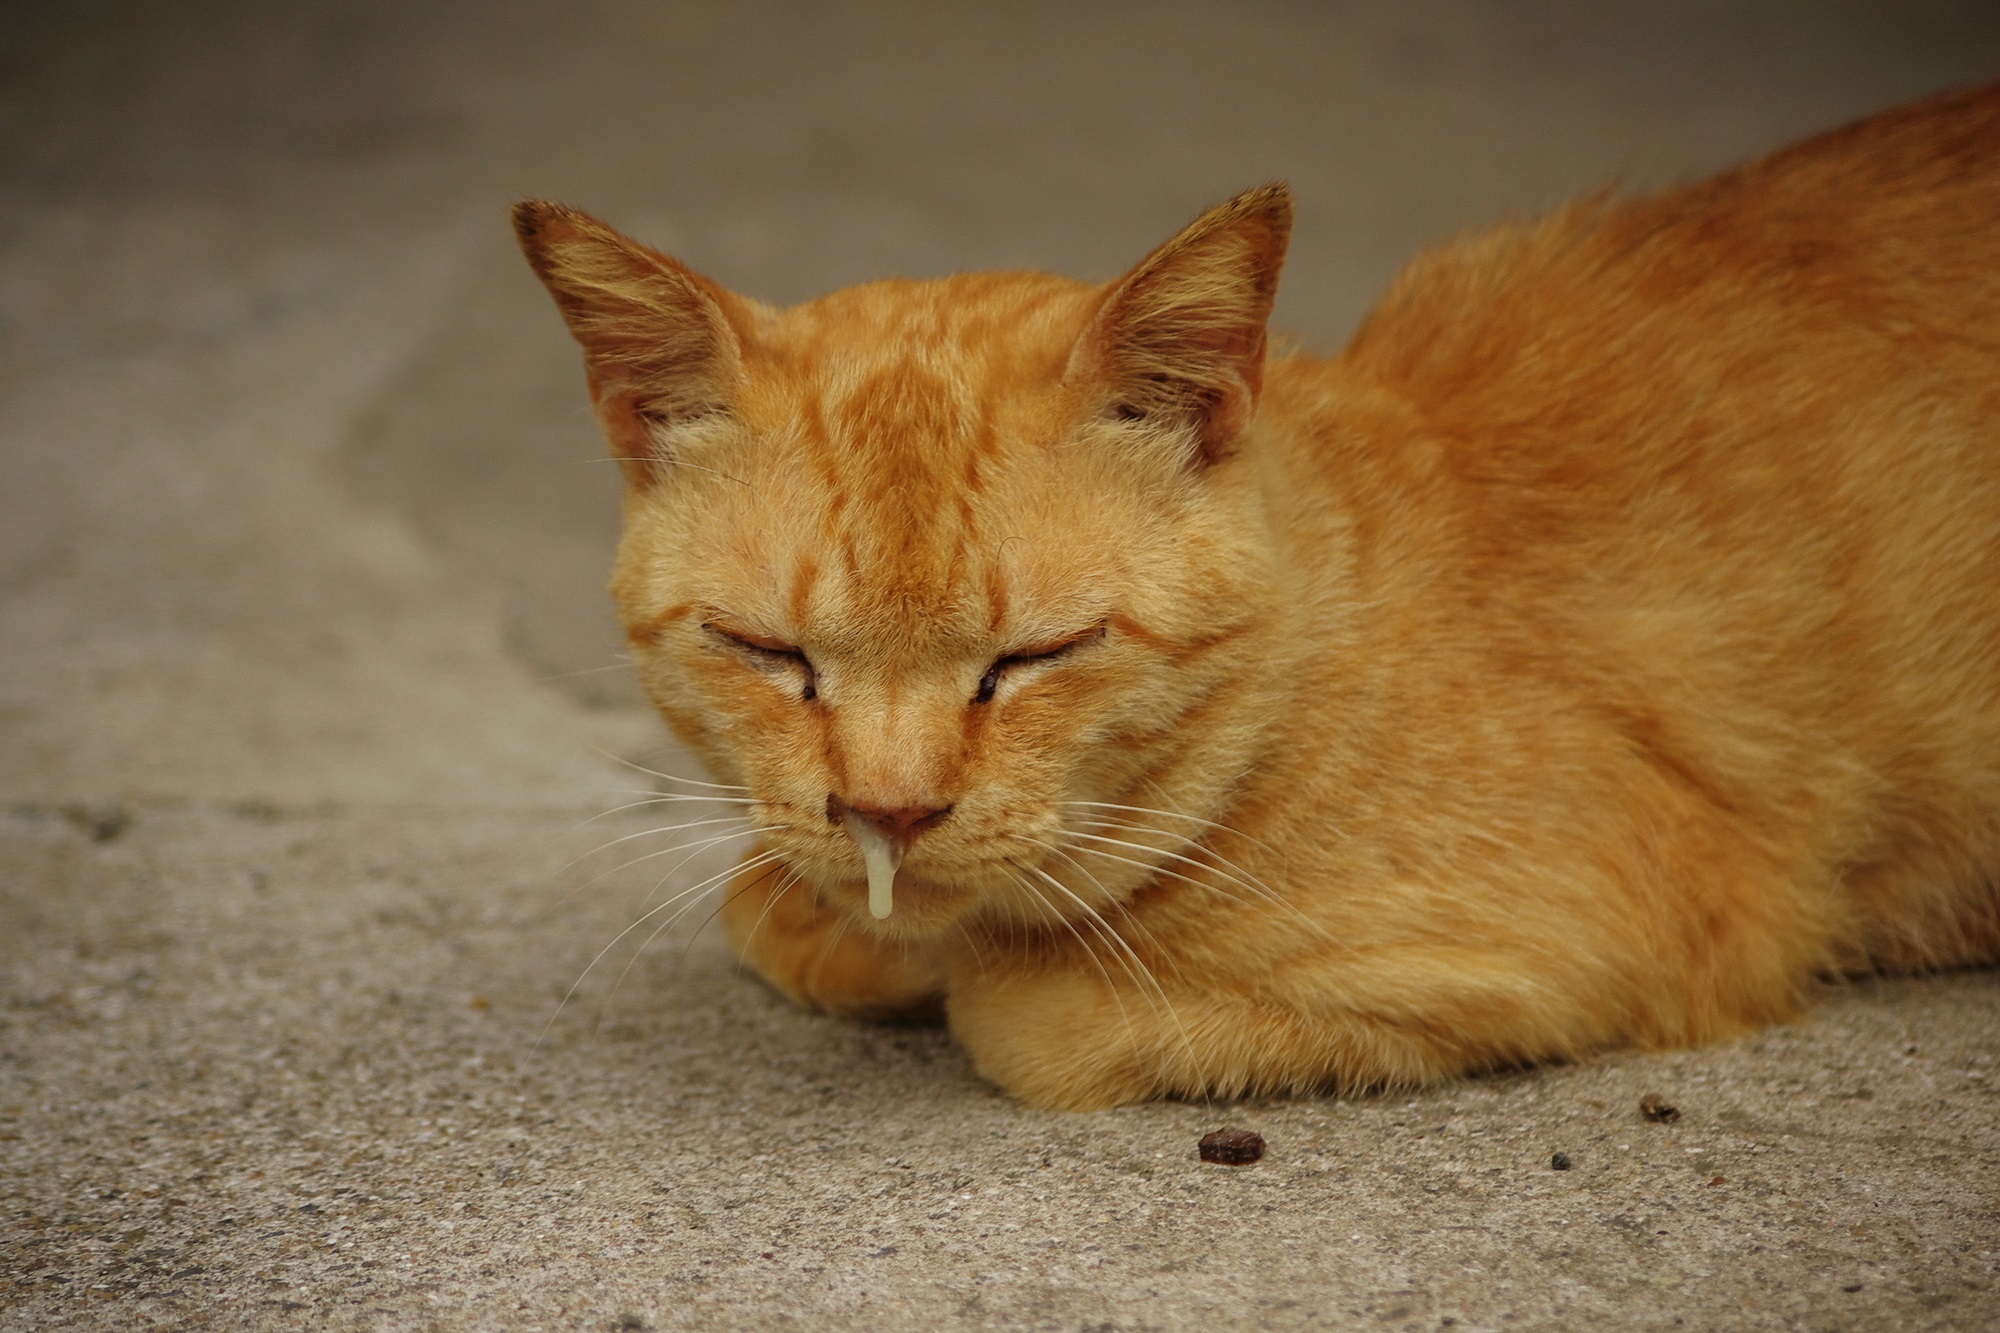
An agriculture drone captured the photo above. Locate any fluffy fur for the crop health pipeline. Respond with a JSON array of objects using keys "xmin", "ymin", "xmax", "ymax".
[{"xmin": 517, "ymin": 84, "xmax": 2000, "ymax": 1110}]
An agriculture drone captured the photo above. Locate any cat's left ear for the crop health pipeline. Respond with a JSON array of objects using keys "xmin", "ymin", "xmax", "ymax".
[
  {"xmin": 1069, "ymin": 182, "xmax": 1293, "ymax": 467},
  {"xmin": 513, "ymin": 200, "xmax": 761, "ymax": 488}
]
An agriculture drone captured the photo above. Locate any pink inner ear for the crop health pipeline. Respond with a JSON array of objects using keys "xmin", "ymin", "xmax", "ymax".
[{"xmin": 1075, "ymin": 184, "xmax": 1293, "ymax": 466}]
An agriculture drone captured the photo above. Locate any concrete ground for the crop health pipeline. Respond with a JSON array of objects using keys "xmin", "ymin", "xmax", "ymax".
[{"xmin": 3, "ymin": 2, "xmax": 1999, "ymax": 1329}]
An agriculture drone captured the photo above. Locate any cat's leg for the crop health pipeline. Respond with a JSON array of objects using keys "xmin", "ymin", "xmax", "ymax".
[
  {"xmin": 944, "ymin": 951, "xmax": 1613, "ymax": 1112},
  {"xmin": 721, "ymin": 853, "xmax": 946, "ymax": 1020}
]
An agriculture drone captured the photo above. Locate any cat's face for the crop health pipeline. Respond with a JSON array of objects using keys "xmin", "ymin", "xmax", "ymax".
[{"xmin": 517, "ymin": 188, "xmax": 1292, "ymax": 937}]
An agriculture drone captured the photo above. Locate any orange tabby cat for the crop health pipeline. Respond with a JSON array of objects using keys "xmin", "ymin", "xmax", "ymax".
[{"xmin": 516, "ymin": 84, "xmax": 2000, "ymax": 1110}]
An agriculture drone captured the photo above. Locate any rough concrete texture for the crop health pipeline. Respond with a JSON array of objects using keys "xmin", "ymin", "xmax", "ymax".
[{"xmin": 4, "ymin": 3, "xmax": 1999, "ymax": 1329}]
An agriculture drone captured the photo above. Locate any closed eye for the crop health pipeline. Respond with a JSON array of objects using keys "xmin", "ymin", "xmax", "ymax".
[
  {"xmin": 974, "ymin": 625, "xmax": 1106, "ymax": 704},
  {"xmin": 703, "ymin": 622, "xmax": 818, "ymax": 701}
]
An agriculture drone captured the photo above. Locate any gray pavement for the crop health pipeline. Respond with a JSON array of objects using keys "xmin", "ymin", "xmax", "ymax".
[{"xmin": 3, "ymin": 3, "xmax": 1998, "ymax": 1329}]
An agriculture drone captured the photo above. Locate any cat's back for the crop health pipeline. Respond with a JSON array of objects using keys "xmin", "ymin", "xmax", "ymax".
[
  {"xmin": 1337, "ymin": 81, "xmax": 2000, "ymax": 423},
  {"xmin": 1256, "ymin": 82, "xmax": 2000, "ymax": 970},
  {"xmin": 1286, "ymin": 79, "xmax": 2000, "ymax": 651}
]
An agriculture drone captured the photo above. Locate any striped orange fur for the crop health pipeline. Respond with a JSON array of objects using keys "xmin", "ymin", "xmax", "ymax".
[{"xmin": 517, "ymin": 84, "xmax": 2000, "ymax": 1110}]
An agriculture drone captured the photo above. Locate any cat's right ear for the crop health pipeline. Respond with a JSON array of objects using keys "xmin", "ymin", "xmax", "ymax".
[{"xmin": 513, "ymin": 201, "xmax": 753, "ymax": 488}]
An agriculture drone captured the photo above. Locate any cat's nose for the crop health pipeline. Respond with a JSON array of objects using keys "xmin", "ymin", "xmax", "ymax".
[{"xmin": 830, "ymin": 796, "xmax": 953, "ymax": 844}]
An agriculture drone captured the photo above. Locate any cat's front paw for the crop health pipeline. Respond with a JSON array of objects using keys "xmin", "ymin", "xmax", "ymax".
[
  {"xmin": 945, "ymin": 968, "xmax": 1162, "ymax": 1111},
  {"xmin": 946, "ymin": 955, "xmax": 1466, "ymax": 1110},
  {"xmin": 721, "ymin": 854, "xmax": 945, "ymax": 1021}
]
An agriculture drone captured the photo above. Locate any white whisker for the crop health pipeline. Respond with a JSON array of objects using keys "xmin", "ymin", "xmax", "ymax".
[
  {"xmin": 539, "ymin": 660, "xmax": 634, "ymax": 681},
  {"xmin": 1063, "ymin": 822, "xmax": 1344, "ymax": 948},
  {"xmin": 1068, "ymin": 813, "xmax": 1279, "ymax": 894},
  {"xmin": 804, "ymin": 910, "xmax": 856, "ymax": 996},
  {"xmin": 1020, "ymin": 859, "xmax": 1208, "ymax": 1101},
  {"xmin": 682, "ymin": 855, "xmax": 789, "ymax": 954},
  {"xmin": 652, "ymin": 851, "xmax": 791, "ymax": 963},
  {"xmin": 1059, "ymin": 799, "xmax": 1276, "ymax": 851},
  {"xmin": 538, "ymin": 847, "xmax": 785, "ymax": 1048},
  {"xmin": 1027, "ymin": 837, "xmax": 1186, "ymax": 986},
  {"xmin": 953, "ymin": 920, "xmax": 988, "ymax": 972},
  {"xmin": 1065, "ymin": 826, "xmax": 1283, "ymax": 902},
  {"xmin": 1002, "ymin": 863, "xmax": 1136, "ymax": 1034},
  {"xmin": 592, "ymin": 749, "xmax": 751, "ymax": 792},
  {"xmin": 562, "ymin": 814, "xmax": 757, "ymax": 872},
  {"xmin": 586, "ymin": 793, "xmax": 764, "ymax": 822},
  {"xmin": 607, "ymin": 863, "xmax": 796, "ymax": 1021},
  {"xmin": 738, "ymin": 866, "xmax": 804, "ymax": 952},
  {"xmin": 1060, "ymin": 836, "xmax": 1347, "ymax": 953},
  {"xmin": 1022, "ymin": 861, "xmax": 1165, "ymax": 1011},
  {"xmin": 566, "ymin": 826, "xmax": 767, "ymax": 900}
]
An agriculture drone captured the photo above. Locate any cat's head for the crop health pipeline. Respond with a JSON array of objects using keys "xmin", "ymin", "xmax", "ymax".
[{"xmin": 517, "ymin": 186, "xmax": 1292, "ymax": 938}]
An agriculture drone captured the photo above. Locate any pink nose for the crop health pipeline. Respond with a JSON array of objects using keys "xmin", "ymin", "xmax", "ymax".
[{"xmin": 831, "ymin": 796, "xmax": 953, "ymax": 842}]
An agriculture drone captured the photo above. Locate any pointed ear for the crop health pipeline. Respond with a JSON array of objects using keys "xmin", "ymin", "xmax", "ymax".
[
  {"xmin": 513, "ymin": 200, "xmax": 753, "ymax": 487},
  {"xmin": 1068, "ymin": 183, "xmax": 1292, "ymax": 467}
]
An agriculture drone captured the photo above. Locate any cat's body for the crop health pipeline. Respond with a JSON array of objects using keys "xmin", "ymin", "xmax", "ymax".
[{"xmin": 519, "ymin": 84, "xmax": 2000, "ymax": 1110}]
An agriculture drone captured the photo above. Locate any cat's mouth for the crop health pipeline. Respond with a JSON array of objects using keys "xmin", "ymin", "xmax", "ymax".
[
  {"xmin": 788, "ymin": 812, "xmax": 1034, "ymax": 933},
  {"xmin": 830, "ymin": 803, "xmax": 995, "ymax": 929}
]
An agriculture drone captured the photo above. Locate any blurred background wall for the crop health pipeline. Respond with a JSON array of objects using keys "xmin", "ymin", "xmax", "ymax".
[{"xmin": 5, "ymin": 0, "xmax": 1998, "ymax": 739}]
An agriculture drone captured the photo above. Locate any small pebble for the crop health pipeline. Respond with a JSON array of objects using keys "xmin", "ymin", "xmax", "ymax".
[
  {"xmin": 1199, "ymin": 1127, "xmax": 1265, "ymax": 1165},
  {"xmin": 1639, "ymin": 1092, "xmax": 1681, "ymax": 1123},
  {"xmin": 1550, "ymin": 1152, "xmax": 1572, "ymax": 1171}
]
